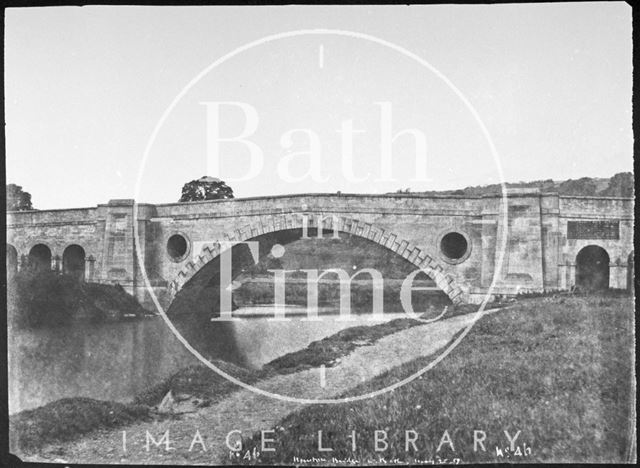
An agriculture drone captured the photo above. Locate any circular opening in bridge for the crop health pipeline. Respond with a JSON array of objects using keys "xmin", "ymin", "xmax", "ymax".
[
  {"xmin": 167, "ymin": 234, "xmax": 188, "ymax": 261},
  {"xmin": 440, "ymin": 232, "xmax": 468, "ymax": 262}
]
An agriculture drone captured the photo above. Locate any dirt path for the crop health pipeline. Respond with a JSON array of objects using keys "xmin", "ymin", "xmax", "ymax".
[{"xmin": 24, "ymin": 310, "xmax": 500, "ymax": 465}]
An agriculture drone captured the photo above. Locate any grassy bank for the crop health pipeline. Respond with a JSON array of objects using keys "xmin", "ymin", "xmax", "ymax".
[
  {"xmin": 9, "ymin": 398, "xmax": 150, "ymax": 453},
  {"xmin": 133, "ymin": 315, "xmax": 454, "ymax": 409},
  {"xmin": 7, "ymin": 270, "xmax": 149, "ymax": 328},
  {"xmin": 9, "ymin": 361, "xmax": 263, "ymax": 456},
  {"xmin": 132, "ymin": 359, "xmax": 265, "ymax": 407},
  {"xmin": 234, "ymin": 294, "xmax": 635, "ymax": 464}
]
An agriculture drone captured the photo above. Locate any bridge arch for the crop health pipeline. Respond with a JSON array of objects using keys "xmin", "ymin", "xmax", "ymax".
[
  {"xmin": 63, "ymin": 244, "xmax": 86, "ymax": 281},
  {"xmin": 6, "ymin": 244, "xmax": 18, "ymax": 276},
  {"xmin": 28, "ymin": 244, "xmax": 52, "ymax": 272},
  {"xmin": 167, "ymin": 213, "xmax": 466, "ymax": 307},
  {"xmin": 576, "ymin": 245, "xmax": 610, "ymax": 291}
]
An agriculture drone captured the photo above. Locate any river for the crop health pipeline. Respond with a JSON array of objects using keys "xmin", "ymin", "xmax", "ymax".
[{"xmin": 8, "ymin": 307, "xmax": 410, "ymax": 414}]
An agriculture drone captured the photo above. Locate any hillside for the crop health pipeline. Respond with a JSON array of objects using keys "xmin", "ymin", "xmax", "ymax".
[{"xmin": 396, "ymin": 172, "xmax": 633, "ymax": 197}]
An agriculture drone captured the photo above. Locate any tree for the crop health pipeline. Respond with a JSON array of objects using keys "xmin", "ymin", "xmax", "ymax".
[
  {"xmin": 178, "ymin": 176, "xmax": 234, "ymax": 202},
  {"xmin": 599, "ymin": 172, "xmax": 633, "ymax": 197},
  {"xmin": 557, "ymin": 177, "xmax": 598, "ymax": 196},
  {"xmin": 6, "ymin": 184, "xmax": 34, "ymax": 211}
]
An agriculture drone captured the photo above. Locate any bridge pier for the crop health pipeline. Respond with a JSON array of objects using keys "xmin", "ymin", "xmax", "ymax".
[{"xmin": 85, "ymin": 255, "xmax": 96, "ymax": 282}]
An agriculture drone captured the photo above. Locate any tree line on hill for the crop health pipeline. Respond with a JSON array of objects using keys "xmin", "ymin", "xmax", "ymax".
[{"xmin": 397, "ymin": 172, "xmax": 633, "ymax": 198}]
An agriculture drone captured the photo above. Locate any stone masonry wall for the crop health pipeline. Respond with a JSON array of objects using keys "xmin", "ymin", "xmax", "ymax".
[{"xmin": 6, "ymin": 193, "xmax": 634, "ymax": 308}]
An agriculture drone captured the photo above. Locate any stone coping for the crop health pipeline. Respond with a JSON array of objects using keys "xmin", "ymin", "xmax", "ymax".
[{"xmin": 6, "ymin": 192, "xmax": 633, "ymax": 215}]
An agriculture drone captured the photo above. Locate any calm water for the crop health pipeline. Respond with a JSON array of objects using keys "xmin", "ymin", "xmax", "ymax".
[{"xmin": 8, "ymin": 307, "xmax": 409, "ymax": 414}]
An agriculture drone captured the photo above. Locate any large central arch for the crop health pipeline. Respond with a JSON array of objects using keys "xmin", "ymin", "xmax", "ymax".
[{"xmin": 167, "ymin": 213, "xmax": 466, "ymax": 308}]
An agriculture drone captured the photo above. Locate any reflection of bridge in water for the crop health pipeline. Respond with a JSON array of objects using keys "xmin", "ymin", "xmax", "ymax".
[{"xmin": 6, "ymin": 190, "xmax": 634, "ymax": 309}]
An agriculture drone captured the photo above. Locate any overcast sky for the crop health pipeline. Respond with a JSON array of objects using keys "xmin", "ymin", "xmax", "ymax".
[{"xmin": 5, "ymin": 3, "xmax": 632, "ymax": 210}]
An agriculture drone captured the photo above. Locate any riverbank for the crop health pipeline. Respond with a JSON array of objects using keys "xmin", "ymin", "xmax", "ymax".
[
  {"xmin": 133, "ymin": 301, "xmax": 485, "ymax": 407},
  {"xmin": 11, "ymin": 294, "xmax": 634, "ymax": 464},
  {"xmin": 14, "ymin": 303, "xmax": 489, "ymax": 463},
  {"xmin": 9, "ymin": 301, "xmax": 492, "ymax": 457},
  {"xmin": 7, "ymin": 270, "xmax": 151, "ymax": 328}
]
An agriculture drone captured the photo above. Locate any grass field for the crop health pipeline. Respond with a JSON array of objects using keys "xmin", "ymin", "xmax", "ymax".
[{"xmin": 233, "ymin": 294, "xmax": 635, "ymax": 464}]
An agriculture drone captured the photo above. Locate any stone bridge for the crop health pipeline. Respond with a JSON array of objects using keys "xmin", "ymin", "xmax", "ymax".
[{"xmin": 6, "ymin": 191, "xmax": 634, "ymax": 309}]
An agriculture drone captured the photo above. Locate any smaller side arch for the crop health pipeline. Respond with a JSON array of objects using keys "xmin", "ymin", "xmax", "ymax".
[
  {"xmin": 63, "ymin": 244, "xmax": 86, "ymax": 281},
  {"xmin": 28, "ymin": 244, "xmax": 52, "ymax": 272},
  {"xmin": 575, "ymin": 245, "xmax": 610, "ymax": 291}
]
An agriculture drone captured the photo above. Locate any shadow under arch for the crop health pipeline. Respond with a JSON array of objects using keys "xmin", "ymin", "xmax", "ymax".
[
  {"xmin": 168, "ymin": 214, "xmax": 465, "ymax": 318},
  {"xmin": 63, "ymin": 244, "xmax": 86, "ymax": 281},
  {"xmin": 28, "ymin": 244, "xmax": 52, "ymax": 272}
]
